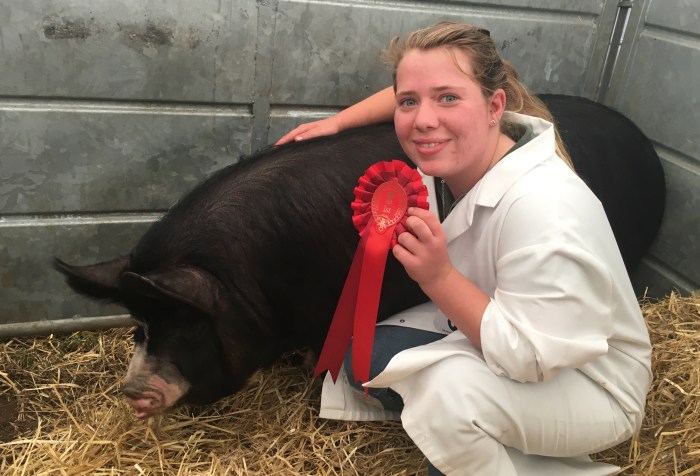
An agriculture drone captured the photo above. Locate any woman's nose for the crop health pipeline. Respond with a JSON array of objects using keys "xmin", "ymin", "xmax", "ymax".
[{"xmin": 414, "ymin": 103, "xmax": 440, "ymax": 131}]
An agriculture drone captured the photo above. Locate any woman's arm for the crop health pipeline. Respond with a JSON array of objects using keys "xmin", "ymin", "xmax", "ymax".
[
  {"xmin": 394, "ymin": 208, "xmax": 489, "ymax": 349},
  {"xmin": 275, "ymin": 86, "xmax": 395, "ymax": 145}
]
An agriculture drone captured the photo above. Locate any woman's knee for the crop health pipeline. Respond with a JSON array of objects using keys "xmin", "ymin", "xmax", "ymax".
[{"xmin": 399, "ymin": 356, "xmax": 507, "ymax": 434}]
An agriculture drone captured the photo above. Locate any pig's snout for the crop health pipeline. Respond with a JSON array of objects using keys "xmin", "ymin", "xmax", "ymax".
[
  {"xmin": 122, "ymin": 375, "xmax": 188, "ymax": 418},
  {"xmin": 122, "ymin": 344, "xmax": 190, "ymax": 418},
  {"xmin": 123, "ymin": 388, "xmax": 164, "ymax": 418}
]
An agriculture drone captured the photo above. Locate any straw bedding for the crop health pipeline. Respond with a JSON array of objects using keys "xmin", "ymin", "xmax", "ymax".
[{"xmin": 1, "ymin": 292, "xmax": 699, "ymax": 475}]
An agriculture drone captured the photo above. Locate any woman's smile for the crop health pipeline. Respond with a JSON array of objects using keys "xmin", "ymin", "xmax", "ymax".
[{"xmin": 414, "ymin": 138, "xmax": 451, "ymax": 155}]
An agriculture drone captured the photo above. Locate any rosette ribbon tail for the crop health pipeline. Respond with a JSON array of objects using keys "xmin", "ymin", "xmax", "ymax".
[
  {"xmin": 351, "ymin": 217, "xmax": 395, "ymax": 393},
  {"xmin": 313, "ymin": 217, "xmax": 394, "ymax": 392},
  {"xmin": 313, "ymin": 222, "xmax": 372, "ymax": 383}
]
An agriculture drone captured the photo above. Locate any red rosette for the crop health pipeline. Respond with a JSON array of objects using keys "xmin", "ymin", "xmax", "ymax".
[
  {"xmin": 314, "ymin": 160, "xmax": 429, "ymax": 390},
  {"xmin": 351, "ymin": 160, "xmax": 429, "ymax": 248}
]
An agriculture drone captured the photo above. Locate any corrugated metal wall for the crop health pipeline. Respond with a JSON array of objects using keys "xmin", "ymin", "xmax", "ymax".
[
  {"xmin": 0, "ymin": 0, "xmax": 669, "ymax": 333},
  {"xmin": 0, "ymin": 0, "xmax": 259, "ymax": 332},
  {"xmin": 603, "ymin": 0, "xmax": 700, "ymax": 298}
]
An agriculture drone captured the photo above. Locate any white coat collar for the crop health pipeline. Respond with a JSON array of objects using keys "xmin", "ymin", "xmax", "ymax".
[{"xmin": 419, "ymin": 113, "xmax": 557, "ymax": 244}]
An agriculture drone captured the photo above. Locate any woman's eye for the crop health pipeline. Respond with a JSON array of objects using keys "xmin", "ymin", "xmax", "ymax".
[
  {"xmin": 443, "ymin": 95, "xmax": 457, "ymax": 103},
  {"xmin": 402, "ymin": 98, "xmax": 417, "ymax": 107}
]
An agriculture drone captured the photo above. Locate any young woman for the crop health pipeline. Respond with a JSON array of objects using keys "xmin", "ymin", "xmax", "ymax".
[{"xmin": 278, "ymin": 22, "xmax": 652, "ymax": 476}]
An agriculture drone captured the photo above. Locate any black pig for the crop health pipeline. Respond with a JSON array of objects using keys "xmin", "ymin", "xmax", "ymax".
[{"xmin": 55, "ymin": 95, "xmax": 665, "ymax": 418}]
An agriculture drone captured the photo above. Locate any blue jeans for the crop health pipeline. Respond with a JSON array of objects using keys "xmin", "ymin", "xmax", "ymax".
[{"xmin": 343, "ymin": 325, "xmax": 447, "ymax": 476}]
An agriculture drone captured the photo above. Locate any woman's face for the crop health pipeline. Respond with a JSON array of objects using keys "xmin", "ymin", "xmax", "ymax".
[{"xmin": 394, "ymin": 48, "xmax": 501, "ymax": 196}]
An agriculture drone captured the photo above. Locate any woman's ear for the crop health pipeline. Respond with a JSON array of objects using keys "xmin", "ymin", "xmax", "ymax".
[{"xmin": 488, "ymin": 89, "xmax": 507, "ymax": 123}]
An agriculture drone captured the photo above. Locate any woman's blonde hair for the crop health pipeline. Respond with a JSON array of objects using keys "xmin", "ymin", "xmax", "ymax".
[{"xmin": 383, "ymin": 21, "xmax": 573, "ymax": 170}]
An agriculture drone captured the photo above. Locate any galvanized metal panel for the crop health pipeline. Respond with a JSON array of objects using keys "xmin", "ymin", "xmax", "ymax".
[
  {"xmin": 616, "ymin": 32, "xmax": 700, "ymax": 161},
  {"xmin": 646, "ymin": 154, "xmax": 700, "ymax": 287},
  {"xmin": 0, "ymin": 315, "xmax": 137, "ymax": 338},
  {"xmin": 271, "ymin": 0, "xmax": 599, "ymax": 106},
  {"xmin": 250, "ymin": 0, "xmax": 279, "ymax": 153},
  {"xmin": 0, "ymin": 105, "xmax": 252, "ymax": 214},
  {"xmin": 434, "ymin": 0, "xmax": 604, "ymax": 14},
  {"xmin": 647, "ymin": 0, "xmax": 700, "ymax": 36},
  {"xmin": 0, "ymin": 0, "xmax": 636, "ymax": 332},
  {"xmin": 0, "ymin": 217, "xmax": 156, "ymax": 325},
  {"xmin": 630, "ymin": 257, "xmax": 698, "ymax": 299},
  {"xmin": 603, "ymin": 0, "xmax": 700, "ymax": 296},
  {"xmin": 0, "ymin": 0, "xmax": 258, "ymax": 103}
]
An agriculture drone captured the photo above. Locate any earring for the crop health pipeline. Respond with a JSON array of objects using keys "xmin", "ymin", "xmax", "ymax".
[{"xmin": 491, "ymin": 120, "xmax": 496, "ymax": 124}]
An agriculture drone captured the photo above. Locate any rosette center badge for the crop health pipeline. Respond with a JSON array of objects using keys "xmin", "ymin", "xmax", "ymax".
[{"xmin": 371, "ymin": 178, "xmax": 407, "ymax": 234}]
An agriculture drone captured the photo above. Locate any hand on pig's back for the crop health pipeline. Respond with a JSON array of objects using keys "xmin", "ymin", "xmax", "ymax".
[{"xmin": 275, "ymin": 117, "xmax": 341, "ymax": 146}]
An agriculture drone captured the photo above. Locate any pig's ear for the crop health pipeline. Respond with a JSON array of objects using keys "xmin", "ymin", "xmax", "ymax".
[
  {"xmin": 54, "ymin": 258, "xmax": 131, "ymax": 301},
  {"xmin": 121, "ymin": 268, "xmax": 228, "ymax": 316}
]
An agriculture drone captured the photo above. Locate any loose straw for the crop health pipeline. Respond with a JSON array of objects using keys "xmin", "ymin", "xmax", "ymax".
[{"xmin": 1, "ymin": 292, "xmax": 699, "ymax": 475}]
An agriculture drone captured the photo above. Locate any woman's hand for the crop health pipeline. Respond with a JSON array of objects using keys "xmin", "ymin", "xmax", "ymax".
[
  {"xmin": 275, "ymin": 86, "xmax": 396, "ymax": 147},
  {"xmin": 275, "ymin": 116, "xmax": 342, "ymax": 146},
  {"xmin": 393, "ymin": 207, "xmax": 454, "ymax": 289},
  {"xmin": 394, "ymin": 207, "xmax": 488, "ymax": 348}
]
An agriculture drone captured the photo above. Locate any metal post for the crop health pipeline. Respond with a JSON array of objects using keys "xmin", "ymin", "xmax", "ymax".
[{"xmin": 597, "ymin": 0, "xmax": 635, "ymax": 103}]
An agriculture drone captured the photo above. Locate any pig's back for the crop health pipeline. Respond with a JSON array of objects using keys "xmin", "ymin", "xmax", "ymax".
[{"xmin": 128, "ymin": 123, "xmax": 427, "ymax": 352}]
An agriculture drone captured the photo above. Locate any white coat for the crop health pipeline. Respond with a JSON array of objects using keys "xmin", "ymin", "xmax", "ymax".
[{"xmin": 319, "ymin": 113, "xmax": 653, "ymax": 476}]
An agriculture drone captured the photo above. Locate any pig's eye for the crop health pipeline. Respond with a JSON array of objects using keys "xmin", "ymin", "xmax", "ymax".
[{"xmin": 132, "ymin": 326, "xmax": 146, "ymax": 344}]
